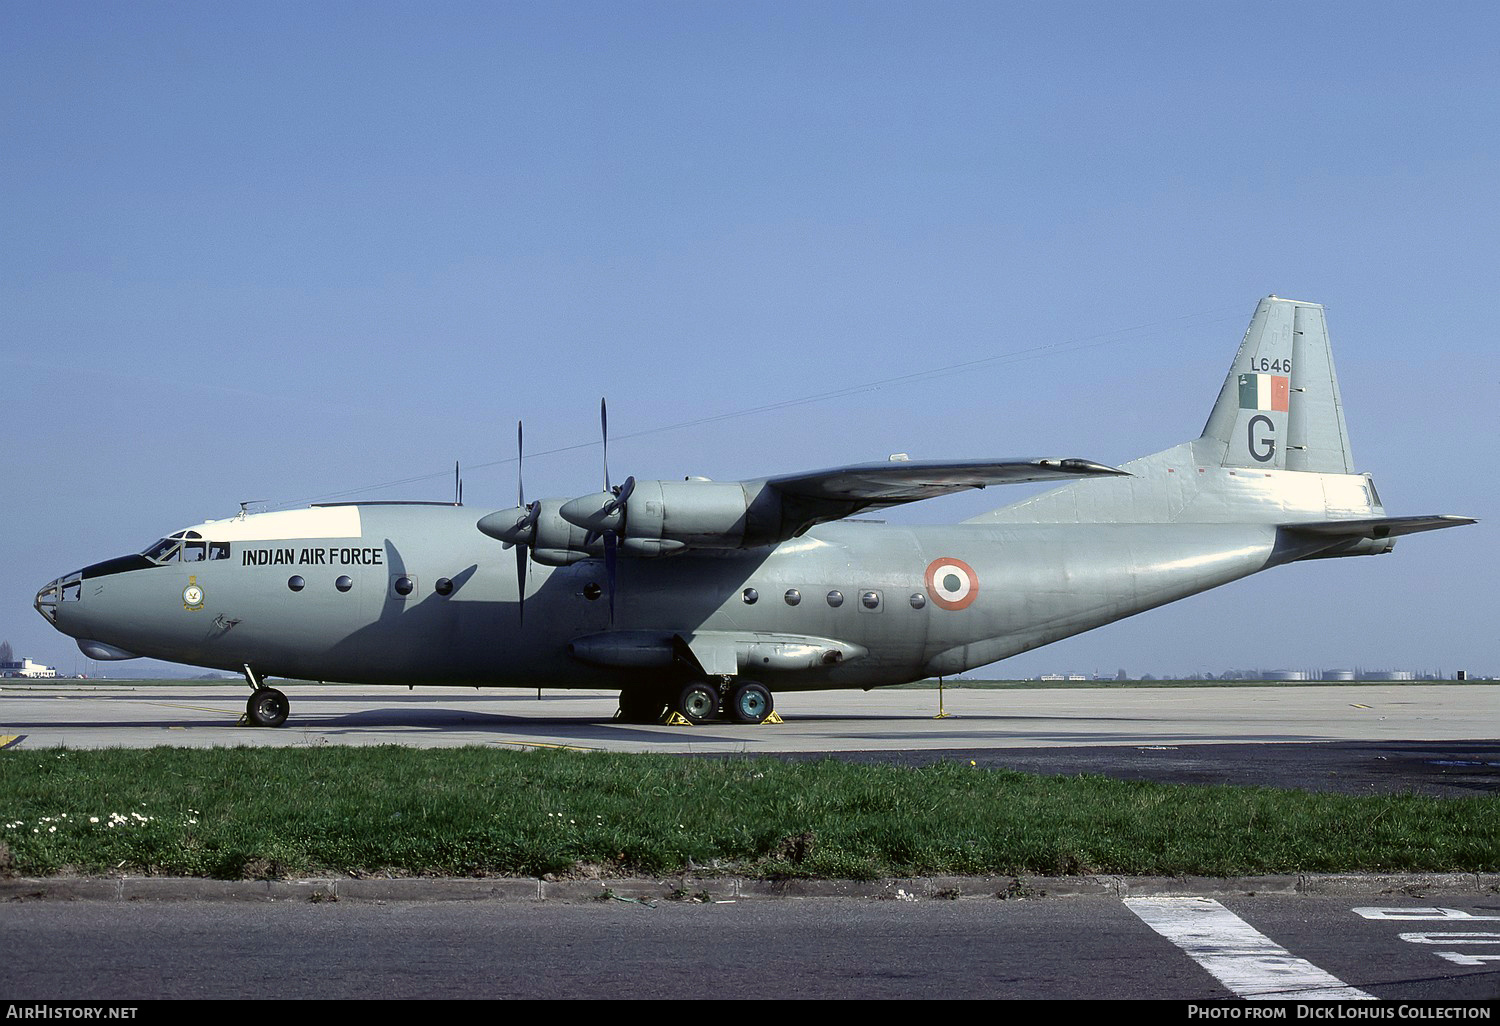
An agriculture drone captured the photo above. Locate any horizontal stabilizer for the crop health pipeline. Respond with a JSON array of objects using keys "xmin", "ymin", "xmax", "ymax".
[{"xmin": 1282, "ymin": 515, "xmax": 1477, "ymax": 540}]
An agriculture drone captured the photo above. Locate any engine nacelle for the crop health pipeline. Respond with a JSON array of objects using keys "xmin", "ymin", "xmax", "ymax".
[
  {"xmin": 530, "ymin": 499, "xmax": 596, "ymax": 565},
  {"xmin": 625, "ymin": 479, "xmax": 775, "ymax": 548},
  {"xmin": 484, "ymin": 479, "xmax": 794, "ymax": 564}
]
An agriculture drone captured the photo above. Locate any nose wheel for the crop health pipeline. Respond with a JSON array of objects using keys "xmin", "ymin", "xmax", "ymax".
[
  {"xmin": 245, "ymin": 687, "xmax": 289, "ymax": 728},
  {"xmin": 240, "ymin": 664, "xmax": 289, "ymax": 727}
]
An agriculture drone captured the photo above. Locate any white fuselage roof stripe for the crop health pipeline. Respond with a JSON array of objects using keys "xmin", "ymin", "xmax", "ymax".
[{"xmin": 184, "ymin": 507, "xmax": 363, "ymax": 543}]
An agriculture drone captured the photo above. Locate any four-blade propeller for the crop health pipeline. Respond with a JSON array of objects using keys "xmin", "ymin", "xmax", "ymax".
[
  {"xmin": 476, "ymin": 402, "xmax": 633, "ymax": 626},
  {"xmin": 509, "ymin": 421, "xmax": 539, "ymax": 624}
]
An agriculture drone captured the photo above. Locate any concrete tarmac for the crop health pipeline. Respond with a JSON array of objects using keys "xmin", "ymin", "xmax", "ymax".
[{"xmin": 2, "ymin": 681, "xmax": 1496, "ymax": 795}]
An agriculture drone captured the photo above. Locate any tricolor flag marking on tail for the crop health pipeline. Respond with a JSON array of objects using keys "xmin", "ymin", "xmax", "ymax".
[{"xmin": 1238, "ymin": 373, "xmax": 1289, "ymax": 412}]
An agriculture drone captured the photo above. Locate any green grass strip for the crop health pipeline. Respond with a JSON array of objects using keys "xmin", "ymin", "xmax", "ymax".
[{"xmin": 1, "ymin": 747, "xmax": 1494, "ymax": 880}]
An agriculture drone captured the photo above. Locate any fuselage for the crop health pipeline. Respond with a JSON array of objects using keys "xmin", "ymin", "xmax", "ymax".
[
  {"xmin": 35, "ymin": 500, "xmax": 1293, "ymax": 691},
  {"xmin": 31, "ymin": 296, "xmax": 1473, "ymax": 725}
]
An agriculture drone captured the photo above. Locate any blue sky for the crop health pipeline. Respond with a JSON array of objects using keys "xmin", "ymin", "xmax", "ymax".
[{"xmin": 3, "ymin": 1, "xmax": 1494, "ymax": 679}]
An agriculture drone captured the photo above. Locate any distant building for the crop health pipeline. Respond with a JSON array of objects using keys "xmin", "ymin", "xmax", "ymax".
[{"xmin": 1, "ymin": 658, "xmax": 57, "ymax": 679}]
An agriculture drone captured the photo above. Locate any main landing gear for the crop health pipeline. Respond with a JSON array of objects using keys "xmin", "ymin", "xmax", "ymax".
[
  {"xmin": 617, "ymin": 678, "xmax": 777, "ymax": 726},
  {"xmin": 241, "ymin": 663, "xmax": 289, "ymax": 728}
]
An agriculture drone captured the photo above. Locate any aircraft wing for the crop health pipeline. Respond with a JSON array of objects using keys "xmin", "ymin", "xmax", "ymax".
[
  {"xmin": 759, "ymin": 457, "xmax": 1128, "ymax": 533},
  {"xmin": 488, "ymin": 456, "xmax": 1128, "ymax": 561},
  {"xmin": 765, "ymin": 457, "xmax": 1127, "ymax": 508}
]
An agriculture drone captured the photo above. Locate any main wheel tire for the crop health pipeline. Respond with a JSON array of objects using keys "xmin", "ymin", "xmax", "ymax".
[
  {"xmin": 246, "ymin": 687, "xmax": 289, "ymax": 728},
  {"xmin": 618, "ymin": 688, "xmax": 668, "ymax": 723},
  {"xmin": 730, "ymin": 682, "xmax": 773, "ymax": 724},
  {"xmin": 677, "ymin": 681, "xmax": 719, "ymax": 724}
]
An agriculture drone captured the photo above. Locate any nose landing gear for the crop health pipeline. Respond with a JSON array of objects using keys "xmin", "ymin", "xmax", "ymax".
[
  {"xmin": 240, "ymin": 663, "xmax": 289, "ymax": 728},
  {"xmin": 246, "ymin": 687, "xmax": 289, "ymax": 728}
]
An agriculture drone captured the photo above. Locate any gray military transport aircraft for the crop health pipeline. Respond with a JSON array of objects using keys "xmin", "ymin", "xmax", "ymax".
[{"xmin": 34, "ymin": 296, "xmax": 1474, "ymax": 727}]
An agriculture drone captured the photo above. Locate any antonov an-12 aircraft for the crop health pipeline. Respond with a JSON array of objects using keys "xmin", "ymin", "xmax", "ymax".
[{"xmin": 35, "ymin": 297, "xmax": 1474, "ymax": 727}]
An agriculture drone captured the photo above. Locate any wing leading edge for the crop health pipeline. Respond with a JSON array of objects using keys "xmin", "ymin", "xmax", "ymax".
[{"xmin": 765, "ymin": 457, "xmax": 1128, "ymax": 510}]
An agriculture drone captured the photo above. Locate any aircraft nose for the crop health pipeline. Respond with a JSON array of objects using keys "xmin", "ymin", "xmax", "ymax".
[{"xmin": 34, "ymin": 571, "xmax": 80, "ymax": 627}]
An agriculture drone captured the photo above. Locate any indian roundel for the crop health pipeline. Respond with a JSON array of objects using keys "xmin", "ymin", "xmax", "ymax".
[{"xmin": 924, "ymin": 557, "xmax": 978, "ymax": 610}]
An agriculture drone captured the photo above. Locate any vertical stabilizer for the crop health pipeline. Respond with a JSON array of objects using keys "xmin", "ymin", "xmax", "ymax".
[{"xmin": 1197, "ymin": 296, "xmax": 1355, "ymax": 473}]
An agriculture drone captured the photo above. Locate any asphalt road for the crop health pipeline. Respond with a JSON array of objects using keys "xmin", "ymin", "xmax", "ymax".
[{"xmin": 3, "ymin": 895, "xmax": 1498, "ymax": 1001}]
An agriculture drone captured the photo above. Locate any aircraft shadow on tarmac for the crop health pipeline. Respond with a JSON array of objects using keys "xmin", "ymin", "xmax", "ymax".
[{"xmin": 10, "ymin": 690, "xmax": 1495, "ymax": 798}]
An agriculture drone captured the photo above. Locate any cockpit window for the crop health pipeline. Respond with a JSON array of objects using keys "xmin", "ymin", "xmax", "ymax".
[
  {"xmin": 142, "ymin": 536, "xmax": 230, "ymax": 563},
  {"xmin": 143, "ymin": 538, "xmax": 181, "ymax": 563}
]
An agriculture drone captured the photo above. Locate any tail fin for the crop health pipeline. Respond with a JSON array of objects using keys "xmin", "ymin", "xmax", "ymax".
[
  {"xmin": 1196, "ymin": 296, "xmax": 1355, "ymax": 473},
  {"xmin": 973, "ymin": 294, "xmax": 1473, "ymax": 543}
]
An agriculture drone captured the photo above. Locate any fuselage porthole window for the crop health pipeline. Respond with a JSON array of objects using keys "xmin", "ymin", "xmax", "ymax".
[
  {"xmin": 288, "ymin": 575, "xmax": 305, "ymax": 592},
  {"xmin": 826, "ymin": 590, "xmax": 844, "ymax": 608},
  {"xmin": 335, "ymin": 575, "xmax": 353, "ymax": 593},
  {"xmin": 435, "ymin": 578, "xmax": 453, "ymax": 596},
  {"xmin": 784, "ymin": 589, "xmax": 801, "ymax": 606}
]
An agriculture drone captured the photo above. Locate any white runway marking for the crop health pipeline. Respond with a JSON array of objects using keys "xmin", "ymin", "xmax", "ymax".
[{"xmin": 1125, "ymin": 896, "xmax": 1373, "ymax": 1000}]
